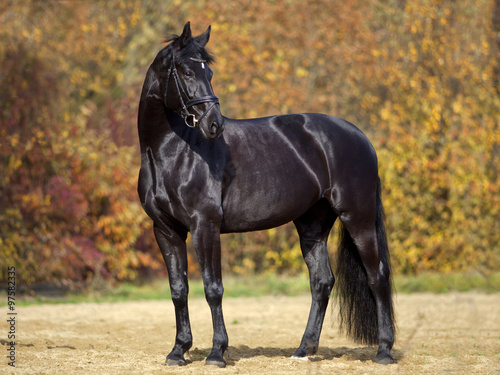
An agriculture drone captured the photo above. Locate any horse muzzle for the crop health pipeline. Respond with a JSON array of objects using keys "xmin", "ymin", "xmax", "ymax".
[{"xmin": 202, "ymin": 117, "xmax": 225, "ymax": 140}]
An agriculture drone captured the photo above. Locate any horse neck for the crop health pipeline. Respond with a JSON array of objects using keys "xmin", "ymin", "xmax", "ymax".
[{"xmin": 138, "ymin": 69, "xmax": 176, "ymax": 151}]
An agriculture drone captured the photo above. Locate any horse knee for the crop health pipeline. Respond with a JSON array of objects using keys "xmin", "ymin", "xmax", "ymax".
[
  {"xmin": 170, "ymin": 283, "xmax": 189, "ymax": 308},
  {"xmin": 205, "ymin": 282, "xmax": 224, "ymax": 305}
]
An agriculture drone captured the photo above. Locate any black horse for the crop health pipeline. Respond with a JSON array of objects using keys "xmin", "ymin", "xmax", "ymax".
[{"xmin": 138, "ymin": 22, "xmax": 395, "ymax": 367}]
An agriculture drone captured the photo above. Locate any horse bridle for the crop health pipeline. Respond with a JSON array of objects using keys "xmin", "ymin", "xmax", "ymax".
[{"xmin": 165, "ymin": 56, "xmax": 219, "ymax": 128}]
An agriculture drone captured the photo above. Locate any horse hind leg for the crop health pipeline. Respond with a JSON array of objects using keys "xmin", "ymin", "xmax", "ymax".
[
  {"xmin": 335, "ymin": 182, "xmax": 395, "ymax": 364},
  {"xmin": 292, "ymin": 199, "xmax": 336, "ymax": 359}
]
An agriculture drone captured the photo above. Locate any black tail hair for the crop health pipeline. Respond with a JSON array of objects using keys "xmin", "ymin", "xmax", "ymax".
[{"xmin": 334, "ymin": 178, "xmax": 394, "ymax": 345}]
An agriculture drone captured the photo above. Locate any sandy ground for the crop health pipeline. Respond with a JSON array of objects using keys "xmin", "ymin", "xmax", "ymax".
[{"xmin": 1, "ymin": 293, "xmax": 499, "ymax": 374}]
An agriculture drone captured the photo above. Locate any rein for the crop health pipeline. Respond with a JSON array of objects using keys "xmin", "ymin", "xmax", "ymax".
[{"xmin": 165, "ymin": 56, "xmax": 219, "ymax": 128}]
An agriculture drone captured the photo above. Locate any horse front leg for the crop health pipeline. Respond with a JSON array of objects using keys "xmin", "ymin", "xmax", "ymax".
[
  {"xmin": 154, "ymin": 225, "xmax": 192, "ymax": 366},
  {"xmin": 191, "ymin": 221, "xmax": 228, "ymax": 367}
]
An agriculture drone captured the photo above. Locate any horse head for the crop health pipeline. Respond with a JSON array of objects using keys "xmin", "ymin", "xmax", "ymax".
[{"xmin": 161, "ymin": 22, "xmax": 224, "ymax": 140}]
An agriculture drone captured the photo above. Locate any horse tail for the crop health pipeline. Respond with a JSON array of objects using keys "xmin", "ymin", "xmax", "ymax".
[{"xmin": 334, "ymin": 177, "xmax": 393, "ymax": 345}]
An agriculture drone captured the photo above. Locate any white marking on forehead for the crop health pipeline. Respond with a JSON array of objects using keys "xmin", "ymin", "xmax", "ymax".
[{"xmin": 189, "ymin": 57, "xmax": 207, "ymax": 69}]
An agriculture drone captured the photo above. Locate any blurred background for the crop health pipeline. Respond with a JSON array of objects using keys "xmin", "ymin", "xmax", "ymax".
[{"xmin": 1, "ymin": 0, "xmax": 499, "ymax": 292}]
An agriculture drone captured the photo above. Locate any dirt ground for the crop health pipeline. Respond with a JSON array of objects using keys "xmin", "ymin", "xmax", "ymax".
[{"xmin": 2, "ymin": 293, "xmax": 499, "ymax": 375}]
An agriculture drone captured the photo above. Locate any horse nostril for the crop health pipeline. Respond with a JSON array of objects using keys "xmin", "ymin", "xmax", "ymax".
[{"xmin": 211, "ymin": 122, "xmax": 218, "ymax": 134}]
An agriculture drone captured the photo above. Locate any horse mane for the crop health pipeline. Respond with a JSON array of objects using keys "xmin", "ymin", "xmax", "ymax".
[{"xmin": 164, "ymin": 34, "xmax": 215, "ymax": 65}]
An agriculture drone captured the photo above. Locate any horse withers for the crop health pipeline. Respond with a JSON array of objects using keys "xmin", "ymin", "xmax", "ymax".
[{"xmin": 137, "ymin": 22, "xmax": 395, "ymax": 367}]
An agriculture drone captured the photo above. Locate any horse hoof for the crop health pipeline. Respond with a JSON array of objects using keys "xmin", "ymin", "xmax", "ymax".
[
  {"xmin": 205, "ymin": 359, "xmax": 226, "ymax": 368},
  {"xmin": 291, "ymin": 347, "xmax": 308, "ymax": 359},
  {"xmin": 373, "ymin": 353, "xmax": 395, "ymax": 365},
  {"xmin": 164, "ymin": 358, "xmax": 187, "ymax": 366}
]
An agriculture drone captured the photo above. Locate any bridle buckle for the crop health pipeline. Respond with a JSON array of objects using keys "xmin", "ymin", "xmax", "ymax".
[{"xmin": 184, "ymin": 114, "xmax": 198, "ymax": 128}]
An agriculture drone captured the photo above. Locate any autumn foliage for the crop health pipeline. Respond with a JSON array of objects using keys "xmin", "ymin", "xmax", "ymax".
[{"xmin": 1, "ymin": 0, "xmax": 499, "ymax": 289}]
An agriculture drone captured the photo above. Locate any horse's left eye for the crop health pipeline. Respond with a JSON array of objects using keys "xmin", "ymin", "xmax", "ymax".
[{"xmin": 184, "ymin": 71, "xmax": 193, "ymax": 77}]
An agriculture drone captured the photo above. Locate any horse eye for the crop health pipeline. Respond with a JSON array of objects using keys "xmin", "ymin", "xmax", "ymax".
[{"xmin": 184, "ymin": 70, "xmax": 193, "ymax": 77}]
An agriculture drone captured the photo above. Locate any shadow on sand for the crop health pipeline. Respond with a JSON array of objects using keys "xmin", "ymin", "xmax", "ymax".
[{"xmin": 187, "ymin": 345, "xmax": 403, "ymax": 366}]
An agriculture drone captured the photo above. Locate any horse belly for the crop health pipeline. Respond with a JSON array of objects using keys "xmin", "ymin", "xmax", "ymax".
[{"xmin": 220, "ymin": 169, "xmax": 323, "ymax": 233}]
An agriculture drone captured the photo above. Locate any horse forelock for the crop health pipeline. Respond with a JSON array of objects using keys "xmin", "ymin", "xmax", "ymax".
[{"xmin": 163, "ymin": 34, "xmax": 215, "ymax": 65}]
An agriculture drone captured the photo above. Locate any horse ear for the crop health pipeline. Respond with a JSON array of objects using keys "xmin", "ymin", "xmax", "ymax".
[
  {"xmin": 195, "ymin": 25, "xmax": 211, "ymax": 47},
  {"xmin": 179, "ymin": 21, "xmax": 192, "ymax": 49}
]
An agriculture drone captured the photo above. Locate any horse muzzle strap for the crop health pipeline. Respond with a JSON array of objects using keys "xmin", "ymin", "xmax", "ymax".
[{"xmin": 183, "ymin": 95, "xmax": 219, "ymax": 128}]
